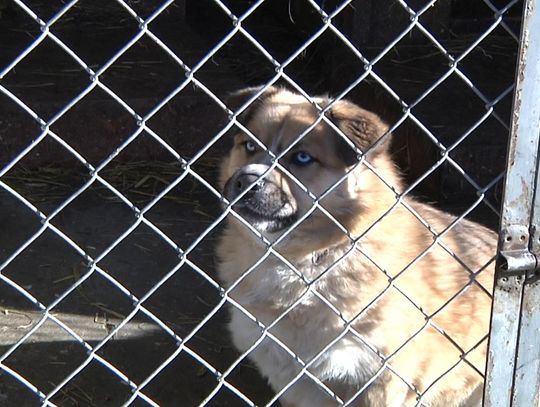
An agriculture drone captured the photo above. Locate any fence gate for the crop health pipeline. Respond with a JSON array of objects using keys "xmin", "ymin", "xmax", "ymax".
[{"xmin": 485, "ymin": 0, "xmax": 540, "ymax": 405}]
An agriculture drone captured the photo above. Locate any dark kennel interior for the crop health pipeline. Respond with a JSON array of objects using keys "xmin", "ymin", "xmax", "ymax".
[{"xmin": 0, "ymin": 0, "xmax": 522, "ymax": 405}]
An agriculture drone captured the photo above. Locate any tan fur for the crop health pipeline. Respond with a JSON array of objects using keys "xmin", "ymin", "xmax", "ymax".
[{"xmin": 217, "ymin": 87, "xmax": 495, "ymax": 406}]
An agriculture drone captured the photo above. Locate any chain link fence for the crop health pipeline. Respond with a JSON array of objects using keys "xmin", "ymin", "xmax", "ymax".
[{"xmin": 0, "ymin": 0, "xmax": 526, "ymax": 405}]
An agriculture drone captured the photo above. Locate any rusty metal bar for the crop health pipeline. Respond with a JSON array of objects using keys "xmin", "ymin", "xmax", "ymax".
[
  {"xmin": 513, "ymin": 239, "xmax": 540, "ymax": 402},
  {"xmin": 485, "ymin": 0, "xmax": 540, "ymax": 405},
  {"xmin": 513, "ymin": 158, "xmax": 540, "ymax": 405}
]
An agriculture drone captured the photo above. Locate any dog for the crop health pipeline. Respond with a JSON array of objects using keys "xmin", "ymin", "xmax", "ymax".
[{"xmin": 216, "ymin": 86, "xmax": 496, "ymax": 406}]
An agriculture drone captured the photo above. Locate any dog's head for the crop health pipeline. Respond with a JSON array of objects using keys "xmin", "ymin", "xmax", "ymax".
[{"xmin": 219, "ymin": 86, "xmax": 399, "ymax": 246}]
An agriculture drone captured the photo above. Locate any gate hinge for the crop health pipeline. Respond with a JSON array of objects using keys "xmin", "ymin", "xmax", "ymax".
[
  {"xmin": 499, "ymin": 249, "xmax": 538, "ymax": 273},
  {"xmin": 498, "ymin": 225, "xmax": 540, "ymax": 276}
]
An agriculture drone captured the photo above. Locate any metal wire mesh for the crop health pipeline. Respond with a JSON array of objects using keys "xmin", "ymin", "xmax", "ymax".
[{"xmin": 0, "ymin": 0, "xmax": 521, "ymax": 405}]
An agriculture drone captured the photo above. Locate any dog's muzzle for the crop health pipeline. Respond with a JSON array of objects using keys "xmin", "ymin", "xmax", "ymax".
[{"xmin": 223, "ymin": 164, "xmax": 297, "ymax": 232}]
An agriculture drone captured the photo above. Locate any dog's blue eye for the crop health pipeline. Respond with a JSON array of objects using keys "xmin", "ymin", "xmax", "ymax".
[
  {"xmin": 244, "ymin": 140, "xmax": 256, "ymax": 154},
  {"xmin": 292, "ymin": 151, "xmax": 314, "ymax": 166}
]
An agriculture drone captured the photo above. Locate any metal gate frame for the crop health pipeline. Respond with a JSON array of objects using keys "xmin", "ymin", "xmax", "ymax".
[{"xmin": 485, "ymin": 0, "xmax": 540, "ymax": 405}]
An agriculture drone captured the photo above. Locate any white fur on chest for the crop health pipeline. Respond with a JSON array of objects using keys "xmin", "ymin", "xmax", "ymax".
[{"xmin": 223, "ymin": 249, "xmax": 382, "ymax": 404}]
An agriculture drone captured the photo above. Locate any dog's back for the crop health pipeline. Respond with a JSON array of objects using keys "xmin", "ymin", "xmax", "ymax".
[{"xmin": 352, "ymin": 201, "xmax": 495, "ymax": 406}]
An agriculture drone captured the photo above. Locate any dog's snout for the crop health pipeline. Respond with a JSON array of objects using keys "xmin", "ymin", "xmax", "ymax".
[{"xmin": 224, "ymin": 164, "xmax": 271, "ymax": 201}]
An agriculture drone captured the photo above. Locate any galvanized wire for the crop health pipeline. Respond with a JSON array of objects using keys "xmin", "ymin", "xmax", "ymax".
[{"xmin": 0, "ymin": 0, "xmax": 519, "ymax": 405}]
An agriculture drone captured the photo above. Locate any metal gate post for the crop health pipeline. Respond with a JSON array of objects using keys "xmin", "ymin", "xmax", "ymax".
[{"xmin": 485, "ymin": 0, "xmax": 540, "ymax": 406}]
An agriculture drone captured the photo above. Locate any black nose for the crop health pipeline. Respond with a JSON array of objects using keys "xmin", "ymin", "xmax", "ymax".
[
  {"xmin": 223, "ymin": 164, "xmax": 270, "ymax": 201},
  {"xmin": 234, "ymin": 173, "xmax": 262, "ymax": 194},
  {"xmin": 223, "ymin": 164, "xmax": 272, "ymax": 202}
]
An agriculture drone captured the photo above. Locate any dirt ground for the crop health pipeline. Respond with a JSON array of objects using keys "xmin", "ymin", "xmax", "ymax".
[
  {"xmin": 0, "ymin": 1, "xmax": 521, "ymax": 406},
  {"xmin": 0, "ymin": 182, "xmax": 275, "ymax": 406}
]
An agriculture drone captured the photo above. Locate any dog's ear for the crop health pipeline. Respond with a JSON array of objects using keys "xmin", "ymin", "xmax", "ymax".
[
  {"xmin": 225, "ymin": 85, "xmax": 279, "ymax": 124},
  {"xmin": 328, "ymin": 100, "xmax": 391, "ymax": 166}
]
